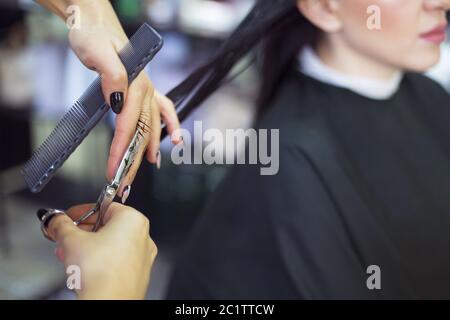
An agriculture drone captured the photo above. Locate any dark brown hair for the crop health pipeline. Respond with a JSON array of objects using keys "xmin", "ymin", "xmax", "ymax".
[{"xmin": 164, "ymin": 0, "xmax": 318, "ymax": 136}]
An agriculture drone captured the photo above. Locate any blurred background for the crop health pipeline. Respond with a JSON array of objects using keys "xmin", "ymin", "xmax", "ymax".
[{"xmin": 0, "ymin": 0, "xmax": 450, "ymax": 300}]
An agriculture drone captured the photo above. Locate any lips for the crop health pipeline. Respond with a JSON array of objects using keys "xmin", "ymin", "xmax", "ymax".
[{"xmin": 420, "ymin": 23, "xmax": 448, "ymax": 44}]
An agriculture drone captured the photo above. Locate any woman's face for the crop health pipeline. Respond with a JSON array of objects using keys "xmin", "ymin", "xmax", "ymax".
[{"xmin": 330, "ymin": 0, "xmax": 450, "ymax": 72}]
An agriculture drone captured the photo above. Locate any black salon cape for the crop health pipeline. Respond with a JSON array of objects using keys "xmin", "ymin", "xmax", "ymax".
[{"xmin": 166, "ymin": 71, "xmax": 450, "ymax": 299}]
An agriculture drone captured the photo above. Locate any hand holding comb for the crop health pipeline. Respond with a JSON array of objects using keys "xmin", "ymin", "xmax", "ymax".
[{"xmin": 23, "ymin": 23, "xmax": 164, "ymax": 193}]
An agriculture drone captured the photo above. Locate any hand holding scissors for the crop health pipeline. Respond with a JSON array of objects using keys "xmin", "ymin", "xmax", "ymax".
[{"xmin": 38, "ymin": 128, "xmax": 144, "ymax": 241}]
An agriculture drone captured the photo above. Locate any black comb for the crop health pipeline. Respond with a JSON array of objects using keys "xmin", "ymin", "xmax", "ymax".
[{"xmin": 23, "ymin": 23, "xmax": 163, "ymax": 193}]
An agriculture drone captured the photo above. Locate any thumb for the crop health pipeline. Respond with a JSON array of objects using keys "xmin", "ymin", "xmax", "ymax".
[
  {"xmin": 89, "ymin": 46, "xmax": 129, "ymax": 114},
  {"xmin": 46, "ymin": 213, "xmax": 81, "ymax": 245}
]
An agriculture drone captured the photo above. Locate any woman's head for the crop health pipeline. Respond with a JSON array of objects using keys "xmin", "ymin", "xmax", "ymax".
[
  {"xmin": 165, "ymin": 0, "xmax": 450, "ymax": 134},
  {"xmin": 298, "ymin": 0, "xmax": 450, "ymax": 75}
]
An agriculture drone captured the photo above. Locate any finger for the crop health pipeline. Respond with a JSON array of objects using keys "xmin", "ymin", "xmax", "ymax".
[
  {"xmin": 66, "ymin": 204, "xmax": 125, "ymax": 232},
  {"xmin": 47, "ymin": 213, "xmax": 82, "ymax": 244},
  {"xmin": 90, "ymin": 45, "xmax": 129, "ymax": 114},
  {"xmin": 146, "ymin": 94, "xmax": 162, "ymax": 164},
  {"xmin": 155, "ymin": 91, "xmax": 181, "ymax": 144},
  {"xmin": 78, "ymin": 224, "xmax": 97, "ymax": 232},
  {"xmin": 99, "ymin": 202, "xmax": 150, "ymax": 234},
  {"xmin": 107, "ymin": 73, "xmax": 150, "ymax": 181},
  {"xmin": 117, "ymin": 90, "xmax": 153, "ymax": 197},
  {"xmin": 55, "ymin": 246, "xmax": 64, "ymax": 263},
  {"xmin": 66, "ymin": 204, "xmax": 98, "ymax": 225}
]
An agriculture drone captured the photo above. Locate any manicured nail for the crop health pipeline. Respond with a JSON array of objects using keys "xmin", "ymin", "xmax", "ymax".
[
  {"xmin": 172, "ymin": 131, "xmax": 183, "ymax": 145},
  {"xmin": 122, "ymin": 185, "xmax": 131, "ymax": 204},
  {"xmin": 110, "ymin": 92, "xmax": 124, "ymax": 114},
  {"xmin": 37, "ymin": 208, "xmax": 48, "ymax": 221},
  {"xmin": 156, "ymin": 150, "xmax": 161, "ymax": 170},
  {"xmin": 176, "ymin": 135, "xmax": 184, "ymax": 146}
]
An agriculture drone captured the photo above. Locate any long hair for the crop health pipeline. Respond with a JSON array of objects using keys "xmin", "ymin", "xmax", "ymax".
[{"xmin": 163, "ymin": 0, "xmax": 318, "ymax": 136}]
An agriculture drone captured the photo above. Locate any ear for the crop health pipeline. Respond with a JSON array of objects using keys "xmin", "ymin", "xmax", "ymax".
[{"xmin": 297, "ymin": 0, "xmax": 342, "ymax": 33}]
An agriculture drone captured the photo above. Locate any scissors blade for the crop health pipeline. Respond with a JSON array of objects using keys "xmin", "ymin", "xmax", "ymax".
[{"xmin": 76, "ymin": 128, "xmax": 144, "ymax": 230}]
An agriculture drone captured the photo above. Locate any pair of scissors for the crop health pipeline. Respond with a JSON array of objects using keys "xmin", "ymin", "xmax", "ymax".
[
  {"xmin": 75, "ymin": 129, "xmax": 143, "ymax": 231},
  {"xmin": 39, "ymin": 129, "xmax": 144, "ymax": 240}
]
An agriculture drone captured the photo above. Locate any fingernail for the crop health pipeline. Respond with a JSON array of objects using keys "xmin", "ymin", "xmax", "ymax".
[
  {"xmin": 156, "ymin": 150, "xmax": 161, "ymax": 170},
  {"xmin": 172, "ymin": 131, "xmax": 183, "ymax": 145},
  {"xmin": 110, "ymin": 92, "xmax": 124, "ymax": 114},
  {"xmin": 37, "ymin": 208, "xmax": 48, "ymax": 221},
  {"xmin": 176, "ymin": 135, "xmax": 184, "ymax": 146},
  {"xmin": 122, "ymin": 185, "xmax": 131, "ymax": 204}
]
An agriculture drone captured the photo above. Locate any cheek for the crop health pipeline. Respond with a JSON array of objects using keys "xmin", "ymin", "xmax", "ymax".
[
  {"xmin": 342, "ymin": 0, "xmax": 419, "ymax": 47},
  {"xmin": 340, "ymin": 0, "xmax": 438, "ymax": 70}
]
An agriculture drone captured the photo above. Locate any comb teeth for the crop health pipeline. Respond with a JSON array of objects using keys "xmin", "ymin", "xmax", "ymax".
[
  {"xmin": 23, "ymin": 102, "xmax": 107, "ymax": 193},
  {"xmin": 23, "ymin": 23, "xmax": 163, "ymax": 193}
]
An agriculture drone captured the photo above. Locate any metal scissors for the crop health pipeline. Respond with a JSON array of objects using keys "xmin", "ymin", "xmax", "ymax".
[
  {"xmin": 39, "ymin": 129, "xmax": 144, "ymax": 240},
  {"xmin": 75, "ymin": 129, "xmax": 143, "ymax": 231}
]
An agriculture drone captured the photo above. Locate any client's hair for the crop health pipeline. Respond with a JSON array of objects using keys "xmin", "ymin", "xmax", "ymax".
[{"xmin": 164, "ymin": 0, "xmax": 318, "ymax": 136}]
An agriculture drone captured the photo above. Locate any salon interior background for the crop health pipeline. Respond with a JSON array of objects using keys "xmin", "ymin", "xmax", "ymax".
[{"xmin": 1, "ymin": 0, "xmax": 450, "ymax": 299}]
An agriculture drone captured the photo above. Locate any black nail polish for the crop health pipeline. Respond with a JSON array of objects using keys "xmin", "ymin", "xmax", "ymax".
[
  {"xmin": 37, "ymin": 208, "xmax": 48, "ymax": 221},
  {"xmin": 110, "ymin": 92, "xmax": 124, "ymax": 114}
]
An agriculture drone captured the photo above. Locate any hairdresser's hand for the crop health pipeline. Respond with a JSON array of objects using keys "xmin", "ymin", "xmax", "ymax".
[
  {"xmin": 46, "ymin": 203, "xmax": 156, "ymax": 300},
  {"xmin": 36, "ymin": 0, "xmax": 181, "ymax": 195}
]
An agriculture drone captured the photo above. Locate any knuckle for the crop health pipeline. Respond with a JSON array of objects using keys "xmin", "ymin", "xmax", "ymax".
[
  {"xmin": 82, "ymin": 55, "xmax": 95, "ymax": 69},
  {"xmin": 148, "ymin": 238, "xmax": 158, "ymax": 259},
  {"xmin": 141, "ymin": 215, "xmax": 150, "ymax": 232},
  {"xmin": 127, "ymin": 208, "xmax": 150, "ymax": 232},
  {"xmin": 108, "ymin": 202, "xmax": 123, "ymax": 214},
  {"xmin": 109, "ymin": 68, "xmax": 127, "ymax": 85}
]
